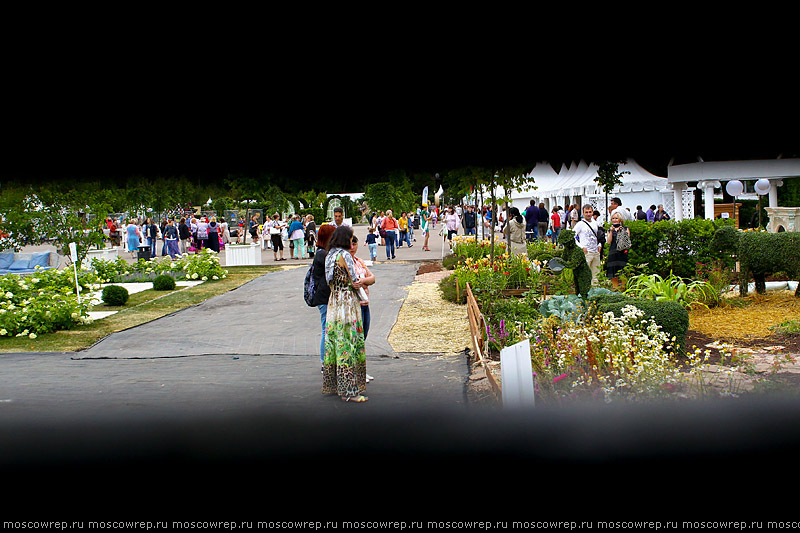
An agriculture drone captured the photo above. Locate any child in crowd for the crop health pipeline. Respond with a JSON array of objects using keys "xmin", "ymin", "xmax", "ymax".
[{"xmin": 365, "ymin": 227, "xmax": 378, "ymax": 262}]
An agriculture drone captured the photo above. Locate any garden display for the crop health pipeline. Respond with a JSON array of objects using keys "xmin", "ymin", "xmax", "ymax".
[
  {"xmin": 441, "ymin": 223, "xmax": 800, "ymax": 404},
  {"xmin": 0, "ymin": 248, "xmax": 228, "ymax": 339}
]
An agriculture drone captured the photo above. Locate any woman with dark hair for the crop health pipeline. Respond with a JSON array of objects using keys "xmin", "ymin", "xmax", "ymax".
[
  {"xmin": 311, "ymin": 223, "xmax": 336, "ymax": 368},
  {"xmin": 503, "ymin": 206, "xmax": 527, "ymax": 255},
  {"xmin": 178, "ymin": 217, "xmax": 191, "ymax": 255},
  {"xmin": 322, "ymin": 225, "xmax": 368, "ymax": 402}
]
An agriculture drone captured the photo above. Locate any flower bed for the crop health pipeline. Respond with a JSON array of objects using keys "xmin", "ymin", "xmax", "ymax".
[
  {"xmin": 448, "ymin": 238, "xmax": 727, "ymax": 404},
  {"xmin": 0, "ymin": 249, "xmax": 228, "ymax": 340},
  {"xmin": 0, "ymin": 267, "xmax": 97, "ymax": 337},
  {"xmin": 91, "ymin": 249, "xmax": 227, "ymax": 283}
]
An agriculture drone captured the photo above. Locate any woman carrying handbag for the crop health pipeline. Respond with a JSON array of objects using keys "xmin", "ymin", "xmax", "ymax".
[{"xmin": 605, "ymin": 212, "xmax": 631, "ymax": 290}]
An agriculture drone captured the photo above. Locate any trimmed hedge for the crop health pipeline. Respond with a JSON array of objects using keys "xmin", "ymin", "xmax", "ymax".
[
  {"xmin": 102, "ymin": 285, "xmax": 129, "ymax": 306},
  {"xmin": 622, "ymin": 219, "xmax": 734, "ymax": 279},
  {"xmin": 152, "ymin": 274, "xmax": 177, "ymax": 291},
  {"xmin": 738, "ymin": 231, "xmax": 800, "ymax": 296},
  {"xmin": 588, "ymin": 294, "xmax": 689, "ymax": 354}
]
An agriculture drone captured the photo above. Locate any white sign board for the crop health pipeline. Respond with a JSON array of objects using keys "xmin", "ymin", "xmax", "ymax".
[{"xmin": 500, "ymin": 338, "xmax": 535, "ymax": 408}]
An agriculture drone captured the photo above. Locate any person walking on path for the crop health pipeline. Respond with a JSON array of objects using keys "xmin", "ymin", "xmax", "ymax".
[
  {"xmin": 305, "ymin": 214, "xmax": 316, "ymax": 259},
  {"xmin": 381, "ymin": 209, "xmax": 399, "ymax": 260},
  {"xmin": 289, "ymin": 215, "xmax": 306, "ymax": 259},
  {"xmin": 445, "ymin": 206, "xmax": 460, "ymax": 245},
  {"xmin": 420, "ymin": 204, "xmax": 431, "ymax": 251},
  {"xmin": 398, "ymin": 212, "xmax": 408, "ymax": 248},
  {"xmin": 574, "ymin": 204, "xmax": 602, "ymax": 286},
  {"xmin": 311, "ymin": 224, "xmax": 336, "ymax": 369},
  {"xmin": 322, "ymin": 225, "xmax": 368, "ymax": 403},
  {"xmin": 365, "ymin": 227, "xmax": 378, "ymax": 262}
]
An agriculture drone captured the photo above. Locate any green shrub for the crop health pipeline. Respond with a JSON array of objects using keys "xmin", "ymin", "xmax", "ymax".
[
  {"xmin": 442, "ymin": 254, "xmax": 463, "ymax": 270},
  {"xmin": 438, "ymin": 273, "xmax": 462, "ymax": 304},
  {"xmin": 152, "ymin": 274, "xmax": 177, "ymax": 291},
  {"xmin": 591, "ymin": 296, "xmax": 689, "ymax": 354},
  {"xmin": 738, "ymin": 231, "xmax": 800, "ymax": 296},
  {"xmin": 623, "ymin": 219, "xmax": 733, "ymax": 279},
  {"xmin": 102, "ymin": 285, "xmax": 129, "ymax": 306}
]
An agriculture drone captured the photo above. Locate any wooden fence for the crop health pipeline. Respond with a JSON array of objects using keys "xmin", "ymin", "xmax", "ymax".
[{"xmin": 465, "ymin": 282, "xmax": 501, "ymax": 398}]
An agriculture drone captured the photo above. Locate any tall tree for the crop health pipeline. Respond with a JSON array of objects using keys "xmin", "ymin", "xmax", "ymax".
[{"xmin": 593, "ymin": 160, "xmax": 630, "ymax": 223}]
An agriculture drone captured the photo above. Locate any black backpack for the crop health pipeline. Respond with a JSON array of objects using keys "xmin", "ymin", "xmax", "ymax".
[
  {"xmin": 303, "ymin": 264, "xmax": 316, "ymax": 306},
  {"xmin": 583, "ymin": 219, "xmax": 606, "ymax": 245}
]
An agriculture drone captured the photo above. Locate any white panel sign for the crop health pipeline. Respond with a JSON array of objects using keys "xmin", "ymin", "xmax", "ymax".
[{"xmin": 500, "ymin": 338, "xmax": 535, "ymax": 408}]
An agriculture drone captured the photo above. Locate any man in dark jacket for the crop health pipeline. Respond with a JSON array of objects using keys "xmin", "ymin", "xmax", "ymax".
[
  {"xmin": 537, "ymin": 202, "xmax": 549, "ymax": 241},
  {"xmin": 524, "ymin": 200, "xmax": 539, "ymax": 241},
  {"xmin": 463, "ymin": 205, "xmax": 477, "ymax": 235}
]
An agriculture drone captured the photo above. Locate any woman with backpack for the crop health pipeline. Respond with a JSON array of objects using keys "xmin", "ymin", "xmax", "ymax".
[{"xmin": 310, "ymin": 224, "xmax": 336, "ymax": 370}]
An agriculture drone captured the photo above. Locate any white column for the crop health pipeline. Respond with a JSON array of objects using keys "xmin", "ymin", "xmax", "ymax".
[
  {"xmin": 671, "ymin": 183, "xmax": 686, "ymax": 221},
  {"xmin": 699, "ymin": 180, "xmax": 720, "ymax": 220},
  {"xmin": 768, "ymin": 179, "xmax": 783, "ymax": 207}
]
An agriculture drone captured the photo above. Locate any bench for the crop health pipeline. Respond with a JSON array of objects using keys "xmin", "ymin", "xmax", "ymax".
[{"xmin": 0, "ymin": 251, "xmax": 61, "ymax": 275}]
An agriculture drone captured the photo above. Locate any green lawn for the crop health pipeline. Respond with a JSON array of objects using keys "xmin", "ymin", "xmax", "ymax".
[{"xmin": 0, "ymin": 265, "xmax": 282, "ymax": 353}]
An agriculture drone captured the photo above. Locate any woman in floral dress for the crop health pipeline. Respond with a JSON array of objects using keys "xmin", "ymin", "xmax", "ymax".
[{"xmin": 322, "ymin": 225, "xmax": 368, "ymax": 402}]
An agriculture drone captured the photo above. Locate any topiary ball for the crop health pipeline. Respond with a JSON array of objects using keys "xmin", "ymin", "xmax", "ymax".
[
  {"xmin": 102, "ymin": 285, "xmax": 129, "ymax": 306},
  {"xmin": 152, "ymin": 274, "xmax": 177, "ymax": 291}
]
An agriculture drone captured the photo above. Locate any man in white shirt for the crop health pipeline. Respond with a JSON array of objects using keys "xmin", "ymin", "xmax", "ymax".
[
  {"xmin": 574, "ymin": 204, "xmax": 602, "ymax": 286},
  {"xmin": 610, "ymin": 197, "xmax": 634, "ymax": 222},
  {"xmin": 332, "ymin": 207, "xmax": 351, "ymax": 228}
]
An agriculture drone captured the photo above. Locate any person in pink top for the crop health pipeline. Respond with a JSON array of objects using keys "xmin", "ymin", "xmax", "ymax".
[{"xmin": 445, "ymin": 206, "xmax": 460, "ymax": 245}]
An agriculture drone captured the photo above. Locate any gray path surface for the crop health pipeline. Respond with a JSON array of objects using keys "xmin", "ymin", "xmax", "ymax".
[
  {"xmin": 76, "ymin": 261, "xmax": 418, "ymax": 359},
  {"xmin": 0, "ymin": 256, "xmax": 471, "ymax": 420}
]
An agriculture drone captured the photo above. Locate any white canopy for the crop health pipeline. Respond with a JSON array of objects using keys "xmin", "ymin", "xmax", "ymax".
[{"xmin": 525, "ymin": 159, "xmax": 669, "ymax": 199}]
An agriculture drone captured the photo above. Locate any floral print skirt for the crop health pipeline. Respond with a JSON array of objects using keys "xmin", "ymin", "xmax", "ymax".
[{"xmin": 322, "ymin": 264, "xmax": 367, "ymax": 398}]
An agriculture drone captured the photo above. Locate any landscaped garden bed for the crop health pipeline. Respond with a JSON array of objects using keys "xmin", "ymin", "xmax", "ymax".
[
  {"xmin": 0, "ymin": 249, "xmax": 280, "ymax": 352},
  {"xmin": 442, "ymin": 222, "xmax": 800, "ymax": 404}
]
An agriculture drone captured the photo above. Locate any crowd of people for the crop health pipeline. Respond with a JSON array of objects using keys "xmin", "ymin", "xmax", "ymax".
[{"xmin": 110, "ymin": 215, "xmax": 232, "ymax": 261}]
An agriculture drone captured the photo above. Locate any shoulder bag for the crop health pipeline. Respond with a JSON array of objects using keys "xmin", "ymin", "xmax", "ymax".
[{"xmin": 615, "ymin": 227, "xmax": 631, "ymax": 251}]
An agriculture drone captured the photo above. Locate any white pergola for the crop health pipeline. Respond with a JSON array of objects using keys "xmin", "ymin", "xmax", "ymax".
[{"xmin": 667, "ymin": 158, "xmax": 800, "ymax": 221}]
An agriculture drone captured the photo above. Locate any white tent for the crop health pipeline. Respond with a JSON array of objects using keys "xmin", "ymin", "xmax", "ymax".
[{"xmin": 497, "ymin": 159, "xmax": 681, "ymax": 220}]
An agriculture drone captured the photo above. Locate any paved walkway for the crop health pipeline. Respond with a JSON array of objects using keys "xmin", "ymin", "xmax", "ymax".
[{"xmin": 1, "ymin": 224, "xmax": 473, "ymax": 422}]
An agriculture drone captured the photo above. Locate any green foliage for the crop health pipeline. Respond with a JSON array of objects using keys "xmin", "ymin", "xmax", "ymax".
[
  {"xmin": 772, "ymin": 319, "xmax": 800, "ymax": 336},
  {"xmin": 152, "ymin": 274, "xmax": 177, "ymax": 291},
  {"xmin": 738, "ymin": 231, "xmax": 800, "ymax": 296},
  {"xmin": 622, "ymin": 219, "xmax": 732, "ymax": 279},
  {"xmin": 539, "ymin": 295, "xmax": 586, "ymax": 323},
  {"xmin": 590, "ymin": 294, "xmax": 690, "ymax": 354},
  {"xmin": 361, "ymin": 179, "xmax": 417, "ymax": 214},
  {"xmin": 624, "ymin": 272, "xmax": 716, "ymax": 309},
  {"xmin": 0, "ymin": 271, "xmax": 95, "ymax": 337},
  {"xmin": 438, "ymin": 273, "xmax": 462, "ymax": 304},
  {"xmin": 102, "ymin": 284, "xmax": 130, "ymax": 306},
  {"xmin": 442, "ymin": 254, "xmax": 462, "ymax": 270}
]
